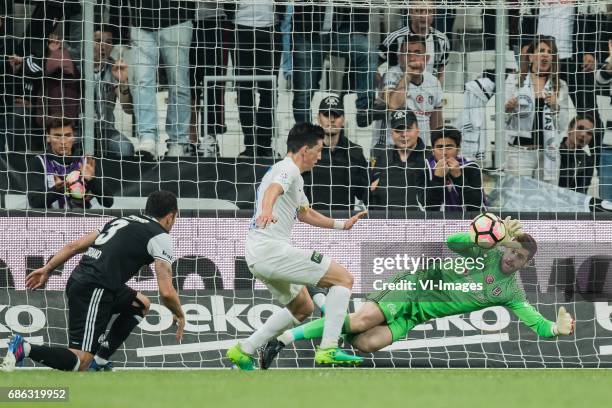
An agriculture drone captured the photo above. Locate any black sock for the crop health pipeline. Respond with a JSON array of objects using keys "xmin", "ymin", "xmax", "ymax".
[
  {"xmin": 29, "ymin": 345, "xmax": 79, "ymax": 371},
  {"xmin": 97, "ymin": 307, "xmax": 143, "ymax": 360}
]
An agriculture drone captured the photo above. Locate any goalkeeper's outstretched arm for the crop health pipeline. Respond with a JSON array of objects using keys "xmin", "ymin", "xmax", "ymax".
[{"xmin": 507, "ymin": 300, "xmax": 574, "ymax": 337}]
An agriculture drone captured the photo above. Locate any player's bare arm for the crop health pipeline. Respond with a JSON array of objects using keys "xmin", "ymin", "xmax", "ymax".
[
  {"xmin": 256, "ymin": 183, "xmax": 284, "ymax": 228},
  {"xmin": 297, "ymin": 208, "xmax": 367, "ymax": 230},
  {"xmin": 154, "ymin": 259, "xmax": 185, "ymax": 341},
  {"xmin": 387, "ymin": 77, "xmax": 408, "ymax": 110},
  {"xmin": 25, "ymin": 230, "xmax": 100, "ymax": 290}
]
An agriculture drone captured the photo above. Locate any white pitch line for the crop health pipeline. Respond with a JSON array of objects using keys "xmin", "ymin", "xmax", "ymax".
[
  {"xmin": 599, "ymin": 345, "xmax": 612, "ymax": 355},
  {"xmin": 137, "ymin": 339, "xmax": 238, "ymax": 357},
  {"xmin": 382, "ymin": 333, "xmax": 510, "ymax": 351},
  {"xmin": 135, "ymin": 334, "xmax": 510, "ymax": 357}
]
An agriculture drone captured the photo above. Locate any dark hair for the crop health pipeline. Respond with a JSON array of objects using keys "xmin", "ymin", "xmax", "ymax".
[
  {"xmin": 45, "ymin": 117, "xmax": 74, "ymax": 133},
  {"xmin": 519, "ymin": 35, "xmax": 559, "ymax": 94},
  {"xmin": 568, "ymin": 113, "xmax": 595, "ymax": 132},
  {"xmin": 431, "ymin": 126, "xmax": 462, "ymax": 147},
  {"xmin": 145, "ymin": 190, "xmax": 178, "ymax": 219},
  {"xmin": 515, "ymin": 233, "xmax": 538, "ymax": 260},
  {"xmin": 286, "ymin": 122, "xmax": 325, "ymax": 154},
  {"xmin": 401, "ymin": 34, "xmax": 427, "ymax": 50}
]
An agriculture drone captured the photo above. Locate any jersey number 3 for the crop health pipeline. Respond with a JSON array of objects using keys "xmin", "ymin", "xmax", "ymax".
[{"xmin": 94, "ymin": 219, "xmax": 130, "ymax": 245}]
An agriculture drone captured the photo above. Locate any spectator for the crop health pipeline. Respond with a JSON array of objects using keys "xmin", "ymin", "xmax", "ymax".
[
  {"xmin": 190, "ymin": 1, "xmax": 229, "ymax": 157},
  {"xmin": 595, "ymin": 39, "xmax": 612, "ymax": 90},
  {"xmin": 559, "ymin": 114, "xmax": 596, "ymax": 194},
  {"xmin": 1, "ymin": 5, "xmax": 16, "ymax": 152},
  {"xmin": 114, "ymin": 0, "xmax": 195, "ymax": 158},
  {"xmin": 379, "ymin": 0, "xmax": 450, "ymax": 83},
  {"xmin": 20, "ymin": 0, "xmax": 81, "ymax": 59},
  {"xmin": 369, "ymin": 109, "xmax": 442, "ymax": 212},
  {"xmin": 518, "ymin": 2, "xmax": 604, "ymax": 128},
  {"xmin": 303, "ymin": 94, "xmax": 369, "ymax": 213},
  {"xmin": 426, "ymin": 126, "xmax": 485, "ymax": 212},
  {"xmin": 8, "ymin": 27, "xmax": 79, "ymax": 152},
  {"xmin": 41, "ymin": 30, "xmax": 80, "ymax": 124},
  {"xmin": 231, "ymin": 0, "xmax": 282, "ymax": 158},
  {"xmin": 27, "ymin": 118, "xmax": 113, "ymax": 209},
  {"xmin": 504, "ymin": 35, "xmax": 569, "ymax": 183},
  {"xmin": 92, "ymin": 25, "xmax": 134, "ymax": 157},
  {"xmin": 376, "ymin": 35, "xmax": 443, "ymax": 148},
  {"xmin": 292, "ymin": 3, "xmax": 376, "ymax": 127}
]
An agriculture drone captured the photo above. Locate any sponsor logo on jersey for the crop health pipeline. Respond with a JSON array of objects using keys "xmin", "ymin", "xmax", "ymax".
[
  {"xmin": 311, "ymin": 251, "xmax": 323, "ymax": 264},
  {"xmin": 485, "ymin": 275, "xmax": 494, "ymax": 284},
  {"xmin": 492, "ymin": 286, "xmax": 502, "ymax": 296},
  {"xmin": 162, "ymin": 250, "xmax": 173, "ymax": 262},
  {"xmin": 84, "ymin": 247, "xmax": 102, "ymax": 260}
]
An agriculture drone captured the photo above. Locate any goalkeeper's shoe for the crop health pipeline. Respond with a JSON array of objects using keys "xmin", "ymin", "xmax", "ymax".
[
  {"xmin": 314, "ymin": 346, "xmax": 363, "ymax": 366},
  {"xmin": 259, "ymin": 339, "xmax": 286, "ymax": 370},
  {"xmin": 226, "ymin": 343, "xmax": 256, "ymax": 371},
  {"xmin": 88, "ymin": 359, "xmax": 114, "ymax": 372},
  {"xmin": 2, "ymin": 334, "xmax": 25, "ymax": 371}
]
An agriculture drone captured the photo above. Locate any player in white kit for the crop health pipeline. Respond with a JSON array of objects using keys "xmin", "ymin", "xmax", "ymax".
[{"xmin": 227, "ymin": 123, "xmax": 367, "ymax": 369}]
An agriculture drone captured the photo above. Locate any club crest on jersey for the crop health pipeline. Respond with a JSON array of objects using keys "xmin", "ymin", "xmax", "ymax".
[
  {"xmin": 485, "ymin": 275, "xmax": 494, "ymax": 284},
  {"xmin": 492, "ymin": 286, "xmax": 502, "ymax": 296},
  {"xmin": 428, "ymin": 95, "xmax": 434, "ymax": 105},
  {"xmin": 416, "ymin": 94, "xmax": 424, "ymax": 103},
  {"xmin": 311, "ymin": 251, "xmax": 323, "ymax": 264}
]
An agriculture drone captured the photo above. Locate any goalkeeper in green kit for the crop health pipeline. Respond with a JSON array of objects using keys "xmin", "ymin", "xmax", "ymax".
[{"xmin": 259, "ymin": 217, "xmax": 575, "ymax": 368}]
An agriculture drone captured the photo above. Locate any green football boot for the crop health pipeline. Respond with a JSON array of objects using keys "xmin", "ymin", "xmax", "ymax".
[
  {"xmin": 314, "ymin": 346, "xmax": 363, "ymax": 366},
  {"xmin": 226, "ymin": 343, "xmax": 256, "ymax": 371}
]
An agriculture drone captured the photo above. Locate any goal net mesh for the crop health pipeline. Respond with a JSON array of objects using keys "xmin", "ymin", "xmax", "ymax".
[{"xmin": 1, "ymin": 0, "xmax": 612, "ymax": 368}]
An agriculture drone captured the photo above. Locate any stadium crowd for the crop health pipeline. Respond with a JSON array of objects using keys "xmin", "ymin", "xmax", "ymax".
[{"xmin": 1, "ymin": 0, "xmax": 611, "ymax": 211}]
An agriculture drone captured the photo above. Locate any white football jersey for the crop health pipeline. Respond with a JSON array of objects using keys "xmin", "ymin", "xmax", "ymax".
[
  {"xmin": 383, "ymin": 66, "xmax": 443, "ymax": 144},
  {"xmin": 246, "ymin": 157, "xmax": 309, "ymax": 261}
]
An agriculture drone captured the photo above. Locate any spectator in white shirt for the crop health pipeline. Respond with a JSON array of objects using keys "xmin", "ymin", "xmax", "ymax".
[
  {"xmin": 518, "ymin": 1, "xmax": 602, "ymax": 127},
  {"xmin": 376, "ymin": 35, "xmax": 443, "ymax": 148},
  {"xmin": 504, "ymin": 35, "xmax": 569, "ymax": 183},
  {"xmin": 379, "ymin": 0, "xmax": 450, "ymax": 84}
]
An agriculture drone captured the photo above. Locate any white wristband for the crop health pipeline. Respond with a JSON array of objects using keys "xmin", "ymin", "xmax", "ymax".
[
  {"xmin": 333, "ymin": 220, "xmax": 345, "ymax": 230},
  {"xmin": 552, "ymin": 324, "xmax": 559, "ymax": 336}
]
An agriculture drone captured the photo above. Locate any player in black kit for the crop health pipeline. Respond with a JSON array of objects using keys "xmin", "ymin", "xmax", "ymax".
[{"xmin": 1, "ymin": 191, "xmax": 185, "ymax": 372}]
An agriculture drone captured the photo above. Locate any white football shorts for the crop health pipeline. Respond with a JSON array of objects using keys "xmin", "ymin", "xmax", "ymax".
[{"xmin": 246, "ymin": 241, "xmax": 332, "ymax": 305}]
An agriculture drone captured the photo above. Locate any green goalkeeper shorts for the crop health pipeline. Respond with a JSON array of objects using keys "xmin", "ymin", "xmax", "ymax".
[{"xmin": 366, "ymin": 272, "xmax": 419, "ymax": 342}]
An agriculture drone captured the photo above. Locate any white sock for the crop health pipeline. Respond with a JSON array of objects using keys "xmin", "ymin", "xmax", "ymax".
[
  {"xmin": 312, "ymin": 293, "xmax": 326, "ymax": 311},
  {"xmin": 241, "ymin": 308, "xmax": 299, "ymax": 355},
  {"xmin": 320, "ymin": 285, "xmax": 351, "ymax": 349},
  {"xmin": 94, "ymin": 355, "xmax": 108, "ymax": 366},
  {"xmin": 277, "ymin": 330, "xmax": 295, "ymax": 346},
  {"xmin": 23, "ymin": 342, "xmax": 31, "ymax": 357}
]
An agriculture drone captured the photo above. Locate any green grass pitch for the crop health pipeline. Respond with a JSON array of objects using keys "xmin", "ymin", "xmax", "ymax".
[{"xmin": 2, "ymin": 369, "xmax": 610, "ymax": 408}]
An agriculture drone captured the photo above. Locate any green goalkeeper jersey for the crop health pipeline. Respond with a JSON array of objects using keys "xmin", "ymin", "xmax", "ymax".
[{"xmin": 367, "ymin": 232, "xmax": 556, "ymax": 341}]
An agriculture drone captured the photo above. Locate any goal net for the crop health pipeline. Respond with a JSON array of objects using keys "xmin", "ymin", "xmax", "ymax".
[{"xmin": 1, "ymin": 0, "xmax": 612, "ymax": 368}]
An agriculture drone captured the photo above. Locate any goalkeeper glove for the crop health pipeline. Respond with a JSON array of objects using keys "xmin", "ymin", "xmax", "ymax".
[
  {"xmin": 500, "ymin": 216, "xmax": 523, "ymax": 248},
  {"xmin": 552, "ymin": 306, "xmax": 574, "ymax": 336}
]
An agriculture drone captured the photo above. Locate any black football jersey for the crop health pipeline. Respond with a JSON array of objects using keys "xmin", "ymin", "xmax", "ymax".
[{"xmin": 71, "ymin": 215, "xmax": 173, "ymax": 291}]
